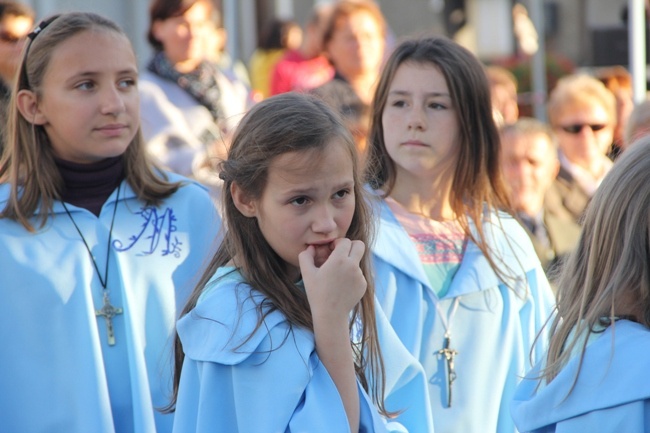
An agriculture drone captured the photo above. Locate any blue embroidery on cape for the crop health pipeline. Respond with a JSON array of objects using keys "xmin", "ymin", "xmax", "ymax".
[{"xmin": 113, "ymin": 207, "xmax": 182, "ymax": 257}]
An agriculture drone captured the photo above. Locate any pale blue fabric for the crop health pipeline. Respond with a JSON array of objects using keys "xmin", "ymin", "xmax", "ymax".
[
  {"xmin": 372, "ymin": 199, "xmax": 555, "ymax": 433},
  {"xmin": 0, "ymin": 174, "xmax": 221, "ymax": 433},
  {"xmin": 511, "ymin": 320, "xmax": 650, "ymax": 433},
  {"xmin": 370, "ymin": 301, "xmax": 436, "ymax": 433},
  {"xmin": 173, "ymin": 267, "xmax": 408, "ymax": 433}
]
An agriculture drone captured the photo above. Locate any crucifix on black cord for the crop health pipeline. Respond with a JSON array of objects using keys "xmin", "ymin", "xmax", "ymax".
[{"xmin": 96, "ymin": 292, "xmax": 123, "ymax": 346}]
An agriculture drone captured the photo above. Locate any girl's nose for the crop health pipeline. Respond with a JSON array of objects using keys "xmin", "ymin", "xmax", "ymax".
[
  {"xmin": 312, "ymin": 205, "xmax": 337, "ymax": 234},
  {"xmin": 408, "ymin": 107, "xmax": 426, "ymax": 130},
  {"xmin": 101, "ymin": 86, "xmax": 126, "ymax": 115}
]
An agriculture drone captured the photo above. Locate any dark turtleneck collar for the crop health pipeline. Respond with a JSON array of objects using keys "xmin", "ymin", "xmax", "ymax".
[{"xmin": 55, "ymin": 156, "xmax": 125, "ymax": 217}]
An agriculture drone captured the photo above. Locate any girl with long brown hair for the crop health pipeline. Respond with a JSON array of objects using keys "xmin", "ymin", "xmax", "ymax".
[
  {"xmin": 366, "ymin": 36, "xmax": 555, "ymax": 433},
  {"xmin": 168, "ymin": 93, "xmax": 425, "ymax": 432}
]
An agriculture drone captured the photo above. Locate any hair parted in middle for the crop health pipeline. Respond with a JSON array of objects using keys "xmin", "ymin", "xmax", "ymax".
[
  {"xmin": 365, "ymin": 35, "xmax": 513, "ymax": 282},
  {"xmin": 169, "ymin": 92, "xmax": 389, "ymax": 415}
]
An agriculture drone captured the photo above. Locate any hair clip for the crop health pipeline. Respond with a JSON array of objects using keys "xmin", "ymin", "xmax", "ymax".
[
  {"xmin": 27, "ymin": 15, "xmax": 60, "ymax": 41},
  {"xmin": 20, "ymin": 15, "xmax": 60, "ymax": 90}
]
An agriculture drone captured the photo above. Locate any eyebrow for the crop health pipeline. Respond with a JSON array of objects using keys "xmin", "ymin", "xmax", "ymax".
[
  {"xmin": 388, "ymin": 90, "xmax": 450, "ymax": 97},
  {"xmin": 283, "ymin": 180, "xmax": 354, "ymax": 196},
  {"xmin": 64, "ymin": 68, "xmax": 138, "ymax": 83}
]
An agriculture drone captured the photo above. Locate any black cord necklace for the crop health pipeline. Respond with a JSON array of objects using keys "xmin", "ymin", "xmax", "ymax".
[{"xmin": 61, "ymin": 184, "xmax": 122, "ymax": 346}]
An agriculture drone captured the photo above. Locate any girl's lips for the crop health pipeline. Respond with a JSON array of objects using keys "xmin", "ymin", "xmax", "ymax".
[
  {"xmin": 402, "ymin": 140, "xmax": 428, "ymax": 147},
  {"xmin": 96, "ymin": 124, "xmax": 128, "ymax": 137},
  {"xmin": 308, "ymin": 239, "xmax": 335, "ymax": 247},
  {"xmin": 97, "ymin": 123, "xmax": 127, "ymax": 130}
]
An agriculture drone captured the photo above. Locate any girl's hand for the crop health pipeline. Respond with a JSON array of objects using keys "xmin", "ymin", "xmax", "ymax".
[
  {"xmin": 298, "ymin": 238, "xmax": 367, "ymax": 322},
  {"xmin": 299, "ymin": 238, "xmax": 364, "ymax": 433}
]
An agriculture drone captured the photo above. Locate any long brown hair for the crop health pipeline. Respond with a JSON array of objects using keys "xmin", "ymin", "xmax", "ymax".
[
  {"xmin": 541, "ymin": 137, "xmax": 650, "ymax": 386},
  {"xmin": 0, "ymin": 12, "xmax": 180, "ymax": 232},
  {"xmin": 167, "ymin": 93, "xmax": 389, "ymax": 414},
  {"xmin": 365, "ymin": 36, "xmax": 513, "ymax": 283}
]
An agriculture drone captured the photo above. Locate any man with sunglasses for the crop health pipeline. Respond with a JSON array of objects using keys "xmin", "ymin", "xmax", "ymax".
[
  {"xmin": 0, "ymin": 1, "xmax": 33, "ymax": 150},
  {"xmin": 546, "ymin": 73, "xmax": 617, "ymax": 225}
]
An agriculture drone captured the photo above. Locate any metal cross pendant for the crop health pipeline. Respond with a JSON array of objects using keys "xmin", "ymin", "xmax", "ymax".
[
  {"xmin": 437, "ymin": 335, "xmax": 458, "ymax": 407},
  {"xmin": 95, "ymin": 292, "xmax": 123, "ymax": 346}
]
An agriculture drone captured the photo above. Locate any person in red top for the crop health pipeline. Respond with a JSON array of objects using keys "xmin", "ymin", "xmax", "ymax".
[{"xmin": 270, "ymin": 4, "xmax": 334, "ymax": 95}]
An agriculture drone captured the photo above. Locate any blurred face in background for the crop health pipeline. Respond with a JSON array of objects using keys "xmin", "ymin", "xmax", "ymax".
[
  {"xmin": 491, "ymin": 82, "xmax": 519, "ymax": 126},
  {"xmin": 285, "ymin": 24, "xmax": 303, "ymax": 51},
  {"xmin": 151, "ymin": 0, "xmax": 213, "ymax": 72},
  {"xmin": 0, "ymin": 13, "xmax": 33, "ymax": 82},
  {"xmin": 553, "ymin": 101, "xmax": 614, "ymax": 170},
  {"xmin": 325, "ymin": 10, "xmax": 384, "ymax": 80},
  {"xmin": 500, "ymin": 130, "xmax": 559, "ymax": 216},
  {"xmin": 302, "ymin": 8, "xmax": 330, "ymax": 59}
]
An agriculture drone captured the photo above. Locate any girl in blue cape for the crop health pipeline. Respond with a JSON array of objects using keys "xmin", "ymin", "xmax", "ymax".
[
  {"xmin": 511, "ymin": 137, "xmax": 650, "ymax": 432},
  {"xmin": 0, "ymin": 12, "xmax": 220, "ymax": 433},
  {"xmin": 364, "ymin": 36, "xmax": 555, "ymax": 433},
  {"xmin": 167, "ymin": 93, "xmax": 431, "ymax": 432}
]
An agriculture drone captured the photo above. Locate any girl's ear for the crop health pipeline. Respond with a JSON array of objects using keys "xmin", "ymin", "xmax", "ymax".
[
  {"xmin": 231, "ymin": 182, "xmax": 258, "ymax": 218},
  {"xmin": 16, "ymin": 89, "xmax": 47, "ymax": 125}
]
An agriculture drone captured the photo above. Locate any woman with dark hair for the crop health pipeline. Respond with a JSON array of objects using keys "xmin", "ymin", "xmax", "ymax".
[{"xmin": 139, "ymin": 0, "xmax": 252, "ymax": 179}]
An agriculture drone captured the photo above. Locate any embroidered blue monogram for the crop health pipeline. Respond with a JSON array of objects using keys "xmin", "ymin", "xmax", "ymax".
[{"xmin": 114, "ymin": 207, "xmax": 183, "ymax": 257}]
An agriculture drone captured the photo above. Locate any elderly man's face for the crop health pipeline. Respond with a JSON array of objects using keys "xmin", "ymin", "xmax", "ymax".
[{"xmin": 501, "ymin": 131, "xmax": 559, "ymax": 216}]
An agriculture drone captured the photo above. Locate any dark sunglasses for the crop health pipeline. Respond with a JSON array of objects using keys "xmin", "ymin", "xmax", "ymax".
[
  {"xmin": 560, "ymin": 124, "xmax": 607, "ymax": 134},
  {"xmin": 0, "ymin": 30, "xmax": 26, "ymax": 44}
]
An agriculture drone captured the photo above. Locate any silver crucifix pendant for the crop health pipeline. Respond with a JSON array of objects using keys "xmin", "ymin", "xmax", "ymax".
[
  {"xmin": 95, "ymin": 292, "xmax": 123, "ymax": 346},
  {"xmin": 437, "ymin": 335, "xmax": 458, "ymax": 407}
]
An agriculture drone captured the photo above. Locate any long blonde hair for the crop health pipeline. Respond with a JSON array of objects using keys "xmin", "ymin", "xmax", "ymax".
[
  {"xmin": 167, "ymin": 93, "xmax": 389, "ymax": 415},
  {"xmin": 542, "ymin": 137, "xmax": 650, "ymax": 385},
  {"xmin": 0, "ymin": 12, "xmax": 180, "ymax": 232}
]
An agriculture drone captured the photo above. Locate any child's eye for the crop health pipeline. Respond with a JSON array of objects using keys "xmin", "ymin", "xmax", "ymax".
[
  {"xmin": 290, "ymin": 196, "xmax": 310, "ymax": 206},
  {"xmin": 76, "ymin": 81, "xmax": 95, "ymax": 90},
  {"xmin": 333, "ymin": 189, "xmax": 351, "ymax": 200},
  {"xmin": 390, "ymin": 100, "xmax": 406, "ymax": 108},
  {"xmin": 428, "ymin": 102, "xmax": 447, "ymax": 110},
  {"xmin": 118, "ymin": 78, "xmax": 137, "ymax": 89}
]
